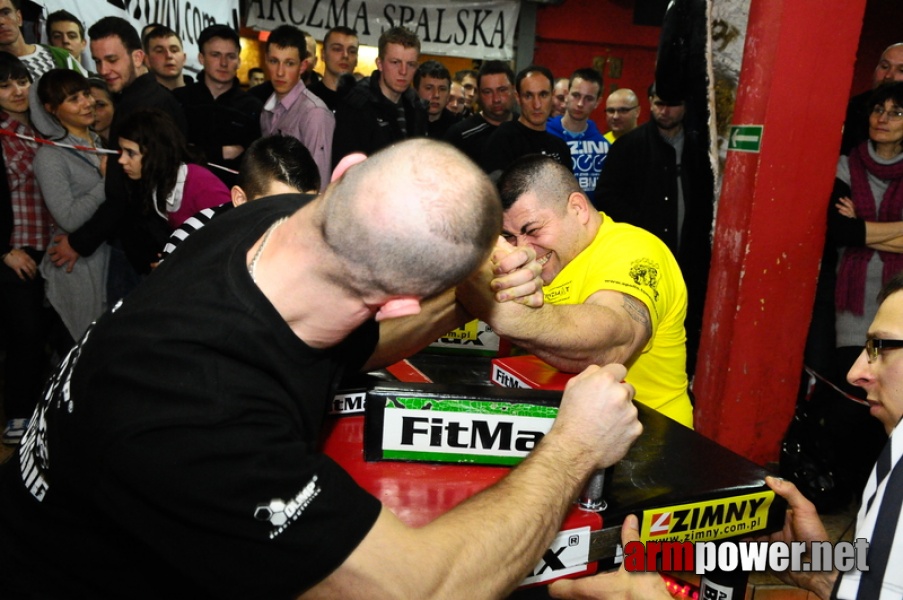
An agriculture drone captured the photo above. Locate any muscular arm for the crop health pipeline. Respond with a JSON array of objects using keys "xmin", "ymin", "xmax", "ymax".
[
  {"xmin": 364, "ymin": 241, "xmax": 544, "ymax": 370},
  {"xmin": 302, "ymin": 364, "xmax": 643, "ymax": 599},
  {"xmin": 460, "ymin": 264, "xmax": 652, "ymax": 373},
  {"xmin": 363, "ymin": 289, "xmax": 467, "ymax": 371},
  {"xmin": 505, "ymin": 291, "xmax": 651, "ymax": 373}
]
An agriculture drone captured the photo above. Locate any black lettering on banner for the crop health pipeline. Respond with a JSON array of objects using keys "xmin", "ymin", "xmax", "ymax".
[
  {"xmin": 455, "ymin": 9, "xmax": 468, "ymax": 45},
  {"xmin": 400, "ymin": 416, "xmax": 429, "ymax": 445},
  {"xmin": 698, "ymin": 504, "xmax": 724, "ymax": 529},
  {"xmin": 532, "ymin": 547, "xmax": 567, "ymax": 576},
  {"xmin": 746, "ymin": 496, "xmax": 766, "ymax": 518},
  {"xmin": 515, "ymin": 430, "xmax": 543, "ymax": 452},
  {"xmin": 725, "ymin": 501, "xmax": 745, "ymax": 523},
  {"xmin": 306, "ymin": 0, "xmax": 324, "ymax": 26},
  {"xmin": 472, "ymin": 421, "xmax": 513, "ymax": 450},
  {"xmin": 671, "ymin": 509, "xmax": 690, "ymax": 533},
  {"xmin": 433, "ymin": 8, "xmax": 450, "ymax": 43}
]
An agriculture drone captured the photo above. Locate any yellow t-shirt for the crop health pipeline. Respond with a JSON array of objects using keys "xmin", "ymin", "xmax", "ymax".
[{"xmin": 543, "ymin": 213, "xmax": 693, "ymax": 427}]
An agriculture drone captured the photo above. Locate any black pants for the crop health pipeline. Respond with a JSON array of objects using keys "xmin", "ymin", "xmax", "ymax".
[{"xmin": 0, "ymin": 248, "xmax": 50, "ymax": 420}]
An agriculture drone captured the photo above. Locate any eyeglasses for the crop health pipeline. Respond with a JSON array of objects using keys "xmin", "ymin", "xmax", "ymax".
[
  {"xmin": 871, "ymin": 105, "xmax": 903, "ymax": 121},
  {"xmin": 605, "ymin": 106, "xmax": 638, "ymax": 115},
  {"xmin": 864, "ymin": 338, "xmax": 903, "ymax": 363}
]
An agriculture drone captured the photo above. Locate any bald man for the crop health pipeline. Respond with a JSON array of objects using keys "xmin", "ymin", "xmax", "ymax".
[
  {"xmin": 0, "ymin": 139, "xmax": 642, "ymax": 599},
  {"xmin": 841, "ymin": 42, "xmax": 903, "ymax": 155},
  {"xmin": 604, "ymin": 88, "xmax": 640, "ymax": 143}
]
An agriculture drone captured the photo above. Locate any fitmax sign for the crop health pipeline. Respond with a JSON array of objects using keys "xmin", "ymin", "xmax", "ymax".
[
  {"xmin": 371, "ymin": 394, "xmax": 559, "ymax": 465},
  {"xmin": 246, "ymin": 0, "xmax": 521, "ymax": 60}
]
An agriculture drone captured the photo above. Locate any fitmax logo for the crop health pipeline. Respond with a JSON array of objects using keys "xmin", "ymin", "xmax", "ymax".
[{"xmin": 399, "ymin": 416, "xmax": 544, "ymax": 452}]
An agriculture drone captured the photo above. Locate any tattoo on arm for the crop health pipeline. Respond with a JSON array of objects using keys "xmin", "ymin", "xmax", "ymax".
[{"xmin": 621, "ymin": 293, "xmax": 652, "ymax": 339}]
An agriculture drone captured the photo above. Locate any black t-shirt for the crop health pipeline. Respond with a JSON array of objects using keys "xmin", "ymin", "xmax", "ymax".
[
  {"xmin": 444, "ymin": 113, "xmax": 497, "ymax": 164},
  {"xmin": 480, "ymin": 119, "xmax": 572, "ymax": 175},
  {"xmin": 426, "ymin": 109, "xmax": 461, "ymax": 140},
  {"xmin": 308, "ymin": 79, "xmax": 340, "ymax": 112},
  {"xmin": 0, "ymin": 195, "xmax": 382, "ymax": 599},
  {"xmin": 172, "ymin": 77, "xmax": 263, "ymax": 187}
]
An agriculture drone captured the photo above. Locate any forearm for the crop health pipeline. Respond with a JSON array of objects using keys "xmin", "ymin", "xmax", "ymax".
[
  {"xmin": 306, "ymin": 365, "xmax": 641, "ymax": 599},
  {"xmin": 418, "ymin": 430, "xmax": 596, "ymax": 597},
  {"xmin": 363, "ymin": 289, "xmax": 469, "ymax": 370},
  {"xmin": 863, "ymin": 220, "xmax": 903, "ymax": 245},
  {"xmin": 490, "ymin": 302, "xmax": 639, "ymax": 373},
  {"xmin": 307, "ymin": 430, "xmax": 598, "ymax": 600},
  {"xmin": 869, "ymin": 235, "xmax": 903, "ymax": 252}
]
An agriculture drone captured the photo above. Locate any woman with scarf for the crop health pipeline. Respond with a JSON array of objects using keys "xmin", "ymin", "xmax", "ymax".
[{"xmin": 814, "ymin": 81, "xmax": 903, "ymax": 501}]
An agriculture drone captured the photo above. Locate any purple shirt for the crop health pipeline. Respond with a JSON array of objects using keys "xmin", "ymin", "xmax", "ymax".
[{"xmin": 261, "ymin": 79, "xmax": 335, "ymax": 191}]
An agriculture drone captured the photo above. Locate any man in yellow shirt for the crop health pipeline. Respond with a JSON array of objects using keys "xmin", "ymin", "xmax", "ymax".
[{"xmin": 460, "ymin": 154, "xmax": 692, "ymax": 426}]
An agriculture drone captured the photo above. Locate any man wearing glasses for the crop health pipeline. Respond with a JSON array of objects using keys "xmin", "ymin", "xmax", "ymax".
[
  {"xmin": 603, "ymin": 88, "xmax": 640, "ymax": 143},
  {"xmin": 550, "ymin": 273, "xmax": 903, "ymax": 599}
]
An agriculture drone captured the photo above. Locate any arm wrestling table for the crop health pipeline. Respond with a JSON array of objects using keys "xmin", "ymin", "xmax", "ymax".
[{"xmin": 321, "ymin": 353, "xmax": 786, "ymax": 596}]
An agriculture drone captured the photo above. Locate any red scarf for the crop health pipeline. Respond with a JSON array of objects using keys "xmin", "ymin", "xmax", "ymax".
[{"xmin": 836, "ymin": 141, "xmax": 903, "ymax": 314}]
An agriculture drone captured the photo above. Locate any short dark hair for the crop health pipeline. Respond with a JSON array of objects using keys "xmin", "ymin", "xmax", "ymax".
[
  {"xmin": 46, "ymin": 9, "xmax": 85, "ymax": 41},
  {"xmin": 238, "ymin": 136, "xmax": 321, "ymax": 198},
  {"xmin": 88, "ymin": 16, "xmax": 142, "ymax": 54},
  {"xmin": 514, "ymin": 65, "xmax": 554, "ymax": 95},
  {"xmin": 870, "ymin": 81, "xmax": 903, "ymax": 111},
  {"xmin": 414, "ymin": 60, "xmax": 450, "ymax": 90},
  {"xmin": 265, "ymin": 25, "xmax": 309, "ymax": 60},
  {"xmin": 377, "ymin": 26, "xmax": 419, "ymax": 59},
  {"xmin": 497, "ymin": 154, "xmax": 580, "ymax": 211},
  {"xmin": 248, "ymin": 67, "xmax": 264, "ymax": 78},
  {"xmin": 0, "ymin": 51, "xmax": 30, "ymax": 84},
  {"xmin": 197, "ymin": 24, "xmax": 240, "ymax": 54},
  {"xmin": 37, "ymin": 68, "xmax": 90, "ymax": 114},
  {"xmin": 323, "ymin": 26, "xmax": 357, "ymax": 47},
  {"xmin": 454, "ymin": 69, "xmax": 477, "ymax": 83},
  {"xmin": 477, "ymin": 61, "xmax": 514, "ymax": 89},
  {"xmin": 142, "ymin": 25, "xmax": 181, "ymax": 53},
  {"xmin": 569, "ymin": 68, "xmax": 603, "ymax": 91}
]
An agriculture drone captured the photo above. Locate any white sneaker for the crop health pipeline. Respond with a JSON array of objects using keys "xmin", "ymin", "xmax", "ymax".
[{"xmin": 2, "ymin": 418, "xmax": 29, "ymax": 445}]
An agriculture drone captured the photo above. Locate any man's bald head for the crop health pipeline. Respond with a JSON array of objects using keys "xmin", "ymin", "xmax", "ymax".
[
  {"xmin": 605, "ymin": 88, "xmax": 640, "ymax": 138},
  {"xmin": 321, "ymin": 139, "xmax": 502, "ymax": 298},
  {"xmin": 874, "ymin": 43, "xmax": 903, "ymax": 88}
]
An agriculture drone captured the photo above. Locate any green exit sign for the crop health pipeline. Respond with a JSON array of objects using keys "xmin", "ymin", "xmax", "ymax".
[{"xmin": 728, "ymin": 125, "xmax": 764, "ymax": 153}]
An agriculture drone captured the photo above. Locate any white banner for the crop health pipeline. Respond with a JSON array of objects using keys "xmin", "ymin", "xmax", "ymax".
[
  {"xmin": 246, "ymin": 0, "xmax": 521, "ymax": 61},
  {"xmin": 29, "ymin": 0, "xmax": 240, "ymax": 74}
]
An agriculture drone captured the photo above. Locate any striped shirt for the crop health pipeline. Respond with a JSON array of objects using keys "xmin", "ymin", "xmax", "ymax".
[
  {"xmin": 159, "ymin": 203, "xmax": 233, "ymax": 261},
  {"xmin": 834, "ymin": 421, "xmax": 903, "ymax": 598}
]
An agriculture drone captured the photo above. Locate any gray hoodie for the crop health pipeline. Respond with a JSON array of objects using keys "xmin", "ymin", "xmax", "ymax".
[{"xmin": 30, "ymin": 78, "xmax": 110, "ymax": 341}]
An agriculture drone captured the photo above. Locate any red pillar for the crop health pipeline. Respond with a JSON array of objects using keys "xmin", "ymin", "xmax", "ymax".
[{"xmin": 694, "ymin": 0, "xmax": 867, "ymax": 464}]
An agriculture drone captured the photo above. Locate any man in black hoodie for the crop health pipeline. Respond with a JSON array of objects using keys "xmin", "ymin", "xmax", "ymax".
[{"xmin": 331, "ymin": 26, "xmax": 426, "ymax": 167}]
